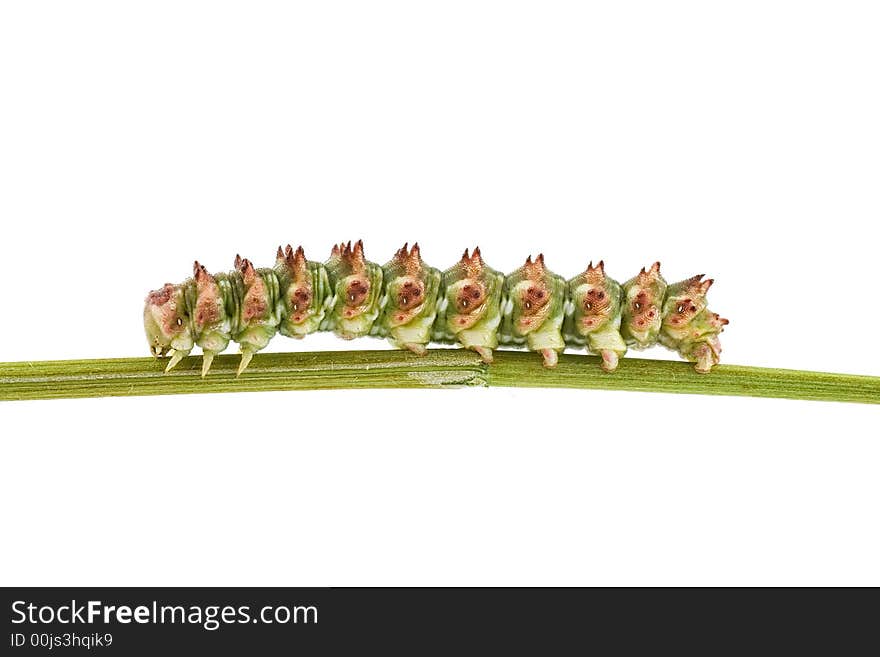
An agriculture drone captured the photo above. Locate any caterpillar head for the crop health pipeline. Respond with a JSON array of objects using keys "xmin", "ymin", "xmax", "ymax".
[
  {"xmin": 447, "ymin": 247, "xmax": 489, "ymax": 330},
  {"xmin": 143, "ymin": 282, "xmax": 193, "ymax": 357},
  {"xmin": 622, "ymin": 262, "xmax": 666, "ymax": 346},
  {"xmin": 385, "ymin": 243, "xmax": 427, "ymax": 327},
  {"xmin": 510, "ymin": 254, "xmax": 552, "ymax": 335},
  {"xmin": 570, "ymin": 261, "xmax": 616, "ymax": 335},
  {"xmin": 662, "ymin": 275, "xmax": 713, "ymax": 332},
  {"xmin": 278, "ymin": 245, "xmax": 314, "ymax": 324}
]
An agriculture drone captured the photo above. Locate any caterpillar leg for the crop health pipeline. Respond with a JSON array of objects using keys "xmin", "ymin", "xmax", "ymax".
[
  {"xmin": 403, "ymin": 343, "xmax": 428, "ymax": 356},
  {"xmin": 600, "ymin": 349, "xmax": 619, "ymax": 373},
  {"xmin": 473, "ymin": 346, "xmax": 494, "ymax": 363},
  {"xmin": 164, "ymin": 349, "xmax": 187, "ymax": 373},
  {"xmin": 540, "ymin": 348, "xmax": 558, "ymax": 368},
  {"xmin": 237, "ymin": 347, "xmax": 256, "ymax": 376},
  {"xmin": 234, "ymin": 330, "xmax": 274, "ymax": 375},
  {"xmin": 201, "ymin": 350, "xmax": 217, "ymax": 378}
]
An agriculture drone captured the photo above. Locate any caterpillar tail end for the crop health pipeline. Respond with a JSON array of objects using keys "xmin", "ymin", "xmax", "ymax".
[
  {"xmin": 237, "ymin": 348, "xmax": 256, "ymax": 376},
  {"xmin": 692, "ymin": 341, "xmax": 721, "ymax": 374},
  {"xmin": 201, "ymin": 350, "xmax": 216, "ymax": 378},
  {"xmin": 164, "ymin": 349, "xmax": 186, "ymax": 373}
]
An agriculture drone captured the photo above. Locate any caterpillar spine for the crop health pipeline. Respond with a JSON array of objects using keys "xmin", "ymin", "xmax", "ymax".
[{"xmin": 143, "ymin": 241, "xmax": 729, "ymax": 376}]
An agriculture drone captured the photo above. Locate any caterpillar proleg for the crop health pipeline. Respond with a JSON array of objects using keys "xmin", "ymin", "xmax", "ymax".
[{"xmin": 144, "ymin": 242, "xmax": 729, "ymax": 376}]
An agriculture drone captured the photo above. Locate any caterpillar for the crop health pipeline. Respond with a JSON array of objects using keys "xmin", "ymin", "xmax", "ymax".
[{"xmin": 144, "ymin": 241, "xmax": 729, "ymax": 376}]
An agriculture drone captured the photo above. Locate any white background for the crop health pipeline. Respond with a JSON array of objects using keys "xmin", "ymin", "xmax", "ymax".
[{"xmin": 1, "ymin": 1, "xmax": 878, "ymax": 585}]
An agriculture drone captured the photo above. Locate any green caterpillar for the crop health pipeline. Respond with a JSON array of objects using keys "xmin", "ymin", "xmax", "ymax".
[{"xmin": 144, "ymin": 242, "xmax": 729, "ymax": 376}]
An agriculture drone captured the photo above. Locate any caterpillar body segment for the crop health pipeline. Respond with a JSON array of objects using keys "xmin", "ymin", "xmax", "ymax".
[
  {"xmin": 563, "ymin": 261, "xmax": 627, "ymax": 373},
  {"xmin": 322, "ymin": 240, "xmax": 385, "ymax": 340},
  {"xmin": 500, "ymin": 255, "xmax": 567, "ymax": 368},
  {"xmin": 620, "ymin": 261, "xmax": 667, "ymax": 349},
  {"xmin": 231, "ymin": 256, "xmax": 282, "ymax": 375},
  {"xmin": 274, "ymin": 245, "xmax": 331, "ymax": 340},
  {"xmin": 432, "ymin": 248, "xmax": 505, "ymax": 364},
  {"xmin": 374, "ymin": 243, "xmax": 442, "ymax": 356},
  {"xmin": 189, "ymin": 262, "xmax": 232, "ymax": 376},
  {"xmin": 144, "ymin": 244, "xmax": 728, "ymax": 376}
]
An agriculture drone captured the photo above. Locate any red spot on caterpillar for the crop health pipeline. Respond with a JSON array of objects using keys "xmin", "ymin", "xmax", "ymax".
[
  {"xmin": 396, "ymin": 278, "xmax": 425, "ymax": 310},
  {"xmin": 244, "ymin": 300, "xmax": 266, "ymax": 321},
  {"xmin": 521, "ymin": 283, "xmax": 548, "ymax": 315},
  {"xmin": 456, "ymin": 282, "xmax": 484, "ymax": 313},
  {"xmin": 147, "ymin": 284, "xmax": 174, "ymax": 306},
  {"xmin": 242, "ymin": 275, "xmax": 268, "ymax": 321},
  {"xmin": 194, "ymin": 278, "xmax": 221, "ymax": 328},
  {"xmin": 345, "ymin": 278, "xmax": 370, "ymax": 307}
]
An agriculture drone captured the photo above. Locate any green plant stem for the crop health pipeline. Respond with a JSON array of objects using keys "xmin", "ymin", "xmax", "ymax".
[{"xmin": 0, "ymin": 350, "xmax": 878, "ymax": 404}]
